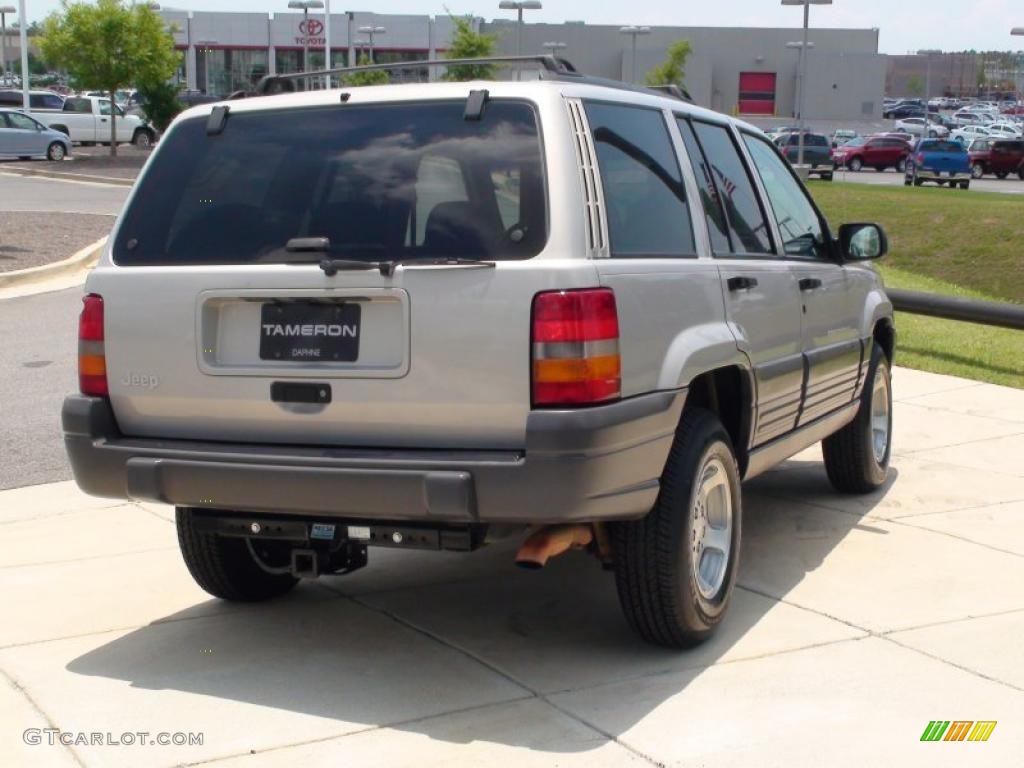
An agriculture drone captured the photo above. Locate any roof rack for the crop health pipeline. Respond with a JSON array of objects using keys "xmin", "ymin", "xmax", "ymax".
[
  {"xmin": 249, "ymin": 54, "xmax": 696, "ymax": 108},
  {"xmin": 254, "ymin": 55, "xmax": 581, "ymax": 95}
]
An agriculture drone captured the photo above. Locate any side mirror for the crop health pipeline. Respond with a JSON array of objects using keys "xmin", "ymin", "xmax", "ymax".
[{"xmin": 839, "ymin": 223, "xmax": 888, "ymax": 261}]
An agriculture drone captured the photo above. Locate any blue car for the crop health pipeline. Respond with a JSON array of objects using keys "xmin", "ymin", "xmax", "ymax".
[
  {"xmin": 0, "ymin": 108, "xmax": 72, "ymax": 161},
  {"xmin": 904, "ymin": 139, "xmax": 971, "ymax": 189}
]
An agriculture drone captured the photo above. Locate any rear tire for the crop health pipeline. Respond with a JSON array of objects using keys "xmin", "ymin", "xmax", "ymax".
[
  {"xmin": 822, "ymin": 342, "xmax": 892, "ymax": 494},
  {"xmin": 960, "ymin": 181, "xmax": 970, "ymax": 190},
  {"xmin": 176, "ymin": 507, "xmax": 298, "ymax": 601},
  {"xmin": 896, "ymin": 158, "xmax": 907, "ymax": 173},
  {"xmin": 611, "ymin": 408, "xmax": 742, "ymax": 649}
]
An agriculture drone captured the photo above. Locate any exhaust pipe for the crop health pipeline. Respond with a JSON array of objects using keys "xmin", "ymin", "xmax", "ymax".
[{"xmin": 515, "ymin": 524, "xmax": 594, "ymax": 570}]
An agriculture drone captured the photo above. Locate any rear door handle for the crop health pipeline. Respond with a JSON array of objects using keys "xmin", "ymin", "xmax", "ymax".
[
  {"xmin": 727, "ymin": 276, "xmax": 758, "ymax": 292},
  {"xmin": 799, "ymin": 277, "xmax": 823, "ymax": 291}
]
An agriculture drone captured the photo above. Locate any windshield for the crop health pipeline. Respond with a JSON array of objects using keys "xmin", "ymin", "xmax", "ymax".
[
  {"xmin": 842, "ymin": 137, "xmax": 866, "ymax": 148},
  {"xmin": 114, "ymin": 101, "xmax": 547, "ymax": 266}
]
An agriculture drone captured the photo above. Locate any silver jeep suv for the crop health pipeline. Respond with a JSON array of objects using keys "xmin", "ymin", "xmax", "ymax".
[{"xmin": 63, "ymin": 59, "xmax": 895, "ymax": 648}]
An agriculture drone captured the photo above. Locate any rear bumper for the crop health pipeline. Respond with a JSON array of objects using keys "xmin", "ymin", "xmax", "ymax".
[
  {"xmin": 62, "ymin": 391, "xmax": 686, "ymax": 524},
  {"xmin": 910, "ymin": 169, "xmax": 971, "ymax": 182}
]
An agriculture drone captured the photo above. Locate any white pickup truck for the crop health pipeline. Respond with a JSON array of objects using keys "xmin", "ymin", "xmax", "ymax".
[{"xmin": 32, "ymin": 95, "xmax": 155, "ymax": 148}]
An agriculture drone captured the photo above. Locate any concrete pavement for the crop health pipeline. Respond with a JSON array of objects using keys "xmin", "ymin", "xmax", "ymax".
[{"xmin": 0, "ymin": 367, "xmax": 1022, "ymax": 767}]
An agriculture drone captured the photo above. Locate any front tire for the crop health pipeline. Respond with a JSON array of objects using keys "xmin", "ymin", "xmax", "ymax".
[
  {"xmin": 822, "ymin": 342, "xmax": 892, "ymax": 494},
  {"xmin": 849, "ymin": 157, "xmax": 863, "ymax": 172},
  {"xmin": 971, "ymin": 163, "xmax": 984, "ymax": 179},
  {"xmin": 46, "ymin": 142, "xmax": 66, "ymax": 162},
  {"xmin": 176, "ymin": 507, "xmax": 298, "ymax": 601},
  {"xmin": 612, "ymin": 408, "xmax": 742, "ymax": 648},
  {"xmin": 132, "ymin": 128, "xmax": 153, "ymax": 148}
]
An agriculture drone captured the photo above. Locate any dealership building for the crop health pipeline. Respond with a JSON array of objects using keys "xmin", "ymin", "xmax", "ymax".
[{"xmin": 158, "ymin": 9, "xmax": 886, "ymax": 120}]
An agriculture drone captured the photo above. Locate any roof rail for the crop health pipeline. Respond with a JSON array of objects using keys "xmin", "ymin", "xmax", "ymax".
[
  {"xmin": 254, "ymin": 55, "xmax": 580, "ymax": 95},
  {"xmin": 647, "ymin": 84, "xmax": 694, "ymax": 103}
]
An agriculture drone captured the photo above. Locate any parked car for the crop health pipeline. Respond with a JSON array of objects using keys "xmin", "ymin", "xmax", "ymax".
[
  {"xmin": 967, "ymin": 138, "xmax": 1024, "ymax": 179},
  {"xmin": 0, "ymin": 108, "xmax": 72, "ymax": 161},
  {"xmin": 894, "ymin": 116, "xmax": 949, "ymax": 138},
  {"xmin": 60, "ymin": 68, "xmax": 895, "ymax": 650},
  {"xmin": 831, "ymin": 129, "xmax": 859, "ymax": 148},
  {"xmin": 832, "ymin": 135, "xmax": 910, "ymax": 172},
  {"xmin": 29, "ymin": 95, "xmax": 155, "ymax": 147},
  {"xmin": 883, "ymin": 104, "xmax": 926, "ymax": 120},
  {"xmin": 905, "ymin": 138, "xmax": 971, "ymax": 189},
  {"xmin": 953, "ymin": 110, "xmax": 993, "ymax": 127},
  {"xmin": 986, "ymin": 122, "xmax": 1022, "ymax": 139},
  {"xmin": 951, "ymin": 125, "xmax": 991, "ymax": 144},
  {"xmin": 775, "ymin": 131, "xmax": 834, "ymax": 179},
  {"xmin": 0, "ymin": 88, "xmax": 65, "ymax": 112}
]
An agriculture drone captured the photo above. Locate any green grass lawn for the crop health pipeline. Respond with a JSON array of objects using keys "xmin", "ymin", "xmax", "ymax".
[
  {"xmin": 807, "ymin": 182, "xmax": 1023, "ymax": 388},
  {"xmin": 808, "ymin": 182, "xmax": 1024, "ymax": 303}
]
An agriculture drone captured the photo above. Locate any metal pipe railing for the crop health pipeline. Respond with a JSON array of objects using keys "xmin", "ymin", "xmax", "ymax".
[{"xmin": 888, "ymin": 289, "xmax": 1024, "ymax": 330}]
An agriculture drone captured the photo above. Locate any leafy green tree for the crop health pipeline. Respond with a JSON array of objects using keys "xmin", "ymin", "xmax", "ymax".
[
  {"xmin": 342, "ymin": 54, "xmax": 390, "ymax": 86},
  {"xmin": 906, "ymin": 74, "xmax": 924, "ymax": 97},
  {"xmin": 645, "ymin": 40, "xmax": 692, "ymax": 89},
  {"xmin": 442, "ymin": 15, "xmax": 497, "ymax": 82},
  {"xmin": 135, "ymin": 79, "xmax": 182, "ymax": 132},
  {"xmin": 40, "ymin": 0, "xmax": 180, "ymax": 156}
]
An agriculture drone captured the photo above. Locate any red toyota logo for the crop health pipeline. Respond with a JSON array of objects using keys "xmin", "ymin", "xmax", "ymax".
[{"xmin": 299, "ymin": 19, "xmax": 324, "ymax": 36}]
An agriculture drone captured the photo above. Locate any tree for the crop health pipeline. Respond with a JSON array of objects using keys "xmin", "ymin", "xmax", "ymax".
[
  {"xmin": 442, "ymin": 15, "xmax": 497, "ymax": 82},
  {"xmin": 906, "ymin": 74, "xmax": 924, "ymax": 97},
  {"xmin": 342, "ymin": 54, "xmax": 390, "ymax": 86},
  {"xmin": 135, "ymin": 79, "xmax": 182, "ymax": 133},
  {"xmin": 40, "ymin": 0, "xmax": 180, "ymax": 156},
  {"xmin": 646, "ymin": 40, "xmax": 692, "ymax": 89}
]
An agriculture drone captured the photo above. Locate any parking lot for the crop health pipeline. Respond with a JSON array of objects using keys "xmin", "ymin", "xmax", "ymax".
[
  {"xmin": 2, "ymin": 366, "xmax": 1022, "ymax": 768},
  {"xmin": 831, "ymin": 166, "xmax": 1024, "ymax": 194}
]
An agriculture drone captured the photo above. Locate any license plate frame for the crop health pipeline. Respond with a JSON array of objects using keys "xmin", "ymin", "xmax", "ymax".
[{"xmin": 259, "ymin": 301, "xmax": 361, "ymax": 362}]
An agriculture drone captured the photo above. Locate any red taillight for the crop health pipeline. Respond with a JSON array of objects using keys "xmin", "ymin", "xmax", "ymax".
[
  {"xmin": 531, "ymin": 288, "xmax": 621, "ymax": 407},
  {"xmin": 78, "ymin": 294, "xmax": 108, "ymax": 396},
  {"xmin": 916, "ymin": 153, "xmax": 926, "ymax": 165}
]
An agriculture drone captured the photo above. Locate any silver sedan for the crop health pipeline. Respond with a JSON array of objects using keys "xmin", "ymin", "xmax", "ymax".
[{"xmin": 0, "ymin": 109, "xmax": 73, "ymax": 161}]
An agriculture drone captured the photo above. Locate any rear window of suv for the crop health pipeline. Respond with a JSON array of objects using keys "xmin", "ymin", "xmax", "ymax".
[{"xmin": 114, "ymin": 100, "xmax": 547, "ymax": 266}]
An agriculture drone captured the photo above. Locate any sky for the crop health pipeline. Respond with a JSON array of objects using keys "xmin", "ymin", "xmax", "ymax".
[{"xmin": 17, "ymin": 0, "xmax": 1024, "ymax": 55}]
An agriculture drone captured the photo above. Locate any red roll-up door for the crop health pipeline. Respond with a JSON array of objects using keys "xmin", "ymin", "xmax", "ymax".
[{"xmin": 738, "ymin": 72, "xmax": 777, "ymax": 115}]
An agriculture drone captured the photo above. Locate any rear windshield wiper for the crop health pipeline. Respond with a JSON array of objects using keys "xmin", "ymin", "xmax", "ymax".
[{"xmin": 386, "ymin": 257, "xmax": 496, "ymax": 274}]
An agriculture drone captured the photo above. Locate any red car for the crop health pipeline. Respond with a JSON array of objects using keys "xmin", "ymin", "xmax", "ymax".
[
  {"xmin": 831, "ymin": 135, "xmax": 911, "ymax": 172},
  {"xmin": 967, "ymin": 138, "xmax": 1024, "ymax": 179}
]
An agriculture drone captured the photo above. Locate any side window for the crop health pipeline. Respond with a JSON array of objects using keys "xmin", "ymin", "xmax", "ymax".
[
  {"xmin": 676, "ymin": 117, "xmax": 731, "ymax": 254},
  {"xmin": 6, "ymin": 112, "xmax": 37, "ymax": 130},
  {"xmin": 742, "ymin": 134, "xmax": 828, "ymax": 262},
  {"xmin": 690, "ymin": 120, "xmax": 773, "ymax": 256},
  {"xmin": 585, "ymin": 101, "xmax": 695, "ymax": 258},
  {"xmin": 65, "ymin": 98, "xmax": 92, "ymax": 114},
  {"xmin": 0, "ymin": 113, "xmax": 10, "ymax": 129},
  {"xmin": 413, "ymin": 155, "xmax": 468, "ymax": 245},
  {"xmin": 98, "ymin": 100, "xmax": 112, "ymax": 116}
]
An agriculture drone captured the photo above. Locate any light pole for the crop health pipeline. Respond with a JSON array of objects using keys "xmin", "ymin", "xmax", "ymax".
[
  {"xmin": 619, "ymin": 26, "xmax": 651, "ymax": 84},
  {"xmin": 1014, "ymin": 29, "xmax": 1024, "ymax": 100},
  {"xmin": 17, "ymin": 0, "xmax": 26, "ymax": 108},
  {"xmin": 0, "ymin": 5, "xmax": 15, "ymax": 85},
  {"xmin": 543, "ymin": 41, "xmax": 566, "ymax": 58},
  {"xmin": 289, "ymin": 0, "xmax": 324, "ymax": 86},
  {"xmin": 786, "ymin": 41, "xmax": 814, "ymax": 125},
  {"xmin": 357, "ymin": 24, "xmax": 385, "ymax": 63},
  {"xmin": 918, "ymin": 49, "xmax": 941, "ymax": 101},
  {"xmin": 499, "ymin": 1, "xmax": 542, "ymax": 80},
  {"xmin": 781, "ymin": 0, "xmax": 832, "ymax": 167}
]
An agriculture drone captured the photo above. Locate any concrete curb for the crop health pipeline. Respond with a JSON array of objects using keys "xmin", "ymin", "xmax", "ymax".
[
  {"xmin": 2, "ymin": 165, "xmax": 135, "ymax": 187},
  {"xmin": 0, "ymin": 236, "xmax": 107, "ymax": 292}
]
